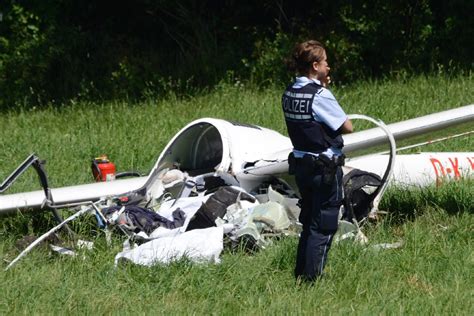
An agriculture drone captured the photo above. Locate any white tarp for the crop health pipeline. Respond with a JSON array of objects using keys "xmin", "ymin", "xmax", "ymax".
[{"xmin": 115, "ymin": 226, "xmax": 224, "ymax": 266}]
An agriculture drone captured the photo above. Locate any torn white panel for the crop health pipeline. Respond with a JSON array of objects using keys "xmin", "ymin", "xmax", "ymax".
[
  {"xmin": 224, "ymin": 200, "xmax": 259, "ymax": 223},
  {"xmin": 155, "ymin": 195, "xmax": 210, "ymax": 231},
  {"xmin": 218, "ymin": 192, "xmax": 295, "ymax": 250},
  {"xmin": 266, "ymin": 186, "xmax": 300, "ymax": 221},
  {"xmin": 114, "ymin": 226, "xmax": 224, "ymax": 266},
  {"xmin": 251, "ymin": 202, "xmax": 290, "ymax": 231}
]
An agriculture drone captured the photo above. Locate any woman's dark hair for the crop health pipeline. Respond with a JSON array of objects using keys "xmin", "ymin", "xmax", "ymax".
[{"xmin": 285, "ymin": 40, "xmax": 326, "ymax": 76}]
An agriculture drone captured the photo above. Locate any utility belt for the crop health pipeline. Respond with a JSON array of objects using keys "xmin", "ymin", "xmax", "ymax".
[{"xmin": 288, "ymin": 152, "xmax": 345, "ymax": 184}]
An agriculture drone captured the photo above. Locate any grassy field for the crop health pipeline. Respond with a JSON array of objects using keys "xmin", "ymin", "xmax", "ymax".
[{"xmin": 0, "ymin": 73, "xmax": 473, "ymax": 314}]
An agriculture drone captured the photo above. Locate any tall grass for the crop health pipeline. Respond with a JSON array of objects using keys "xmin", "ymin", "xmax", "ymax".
[{"xmin": 0, "ymin": 73, "xmax": 473, "ymax": 314}]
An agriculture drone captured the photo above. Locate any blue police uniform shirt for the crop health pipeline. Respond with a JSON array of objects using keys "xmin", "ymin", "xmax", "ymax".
[{"xmin": 290, "ymin": 76, "xmax": 348, "ymax": 158}]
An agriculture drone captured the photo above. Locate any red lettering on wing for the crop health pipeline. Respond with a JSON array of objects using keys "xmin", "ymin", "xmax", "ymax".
[
  {"xmin": 429, "ymin": 158, "xmax": 445, "ymax": 186},
  {"xmin": 448, "ymin": 158, "xmax": 461, "ymax": 179},
  {"xmin": 468, "ymin": 157, "xmax": 474, "ymax": 170}
]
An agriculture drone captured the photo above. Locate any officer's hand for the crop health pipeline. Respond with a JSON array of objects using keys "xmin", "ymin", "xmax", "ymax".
[{"xmin": 321, "ymin": 76, "xmax": 331, "ymax": 87}]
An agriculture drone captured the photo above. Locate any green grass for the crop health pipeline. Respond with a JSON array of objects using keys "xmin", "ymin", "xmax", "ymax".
[
  {"xmin": 0, "ymin": 73, "xmax": 473, "ymax": 314},
  {"xmin": 0, "ymin": 201, "xmax": 473, "ymax": 314}
]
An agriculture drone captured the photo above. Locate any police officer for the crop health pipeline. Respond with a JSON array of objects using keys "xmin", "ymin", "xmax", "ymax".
[{"xmin": 282, "ymin": 40, "xmax": 353, "ymax": 282}]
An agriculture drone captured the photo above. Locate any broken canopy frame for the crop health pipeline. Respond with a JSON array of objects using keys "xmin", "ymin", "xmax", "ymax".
[
  {"xmin": 346, "ymin": 114, "xmax": 396, "ymax": 217},
  {"xmin": 0, "ymin": 154, "xmax": 74, "ymax": 232},
  {"xmin": 0, "ymin": 104, "xmax": 473, "ymax": 216},
  {"xmin": 0, "ymin": 154, "xmax": 54, "ymax": 209}
]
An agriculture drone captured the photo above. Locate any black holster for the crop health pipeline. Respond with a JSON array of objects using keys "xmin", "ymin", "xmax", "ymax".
[
  {"xmin": 288, "ymin": 152, "xmax": 345, "ymax": 185},
  {"xmin": 288, "ymin": 152, "xmax": 297, "ymax": 175},
  {"xmin": 319, "ymin": 154, "xmax": 345, "ymax": 185},
  {"xmin": 289, "ymin": 153, "xmax": 324, "ymax": 176},
  {"xmin": 288, "ymin": 152, "xmax": 320, "ymax": 176}
]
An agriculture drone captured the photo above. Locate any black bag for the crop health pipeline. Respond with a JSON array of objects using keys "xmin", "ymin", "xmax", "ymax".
[
  {"xmin": 186, "ymin": 186, "xmax": 255, "ymax": 231},
  {"xmin": 342, "ymin": 168, "xmax": 382, "ymax": 222}
]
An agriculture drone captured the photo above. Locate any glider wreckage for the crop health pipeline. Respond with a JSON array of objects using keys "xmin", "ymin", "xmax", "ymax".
[{"xmin": 1, "ymin": 104, "xmax": 473, "ymax": 269}]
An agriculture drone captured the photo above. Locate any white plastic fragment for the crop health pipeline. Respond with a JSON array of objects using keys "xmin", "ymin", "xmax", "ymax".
[
  {"xmin": 267, "ymin": 186, "xmax": 300, "ymax": 221},
  {"xmin": 50, "ymin": 245, "xmax": 77, "ymax": 256},
  {"xmin": 251, "ymin": 201, "xmax": 291, "ymax": 231},
  {"xmin": 77, "ymin": 240, "xmax": 94, "ymax": 250},
  {"xmin": 334, "ymin": 220, "xmax": 368, "ymax": 244},
  {"xmin": 371, "ymin": 241, "xmax": 404, "ymax": 250}
]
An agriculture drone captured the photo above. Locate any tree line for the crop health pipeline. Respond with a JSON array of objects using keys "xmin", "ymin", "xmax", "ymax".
[{"xmin": 0, "ymin": 0, "xmax": 472, "ymax": 109}]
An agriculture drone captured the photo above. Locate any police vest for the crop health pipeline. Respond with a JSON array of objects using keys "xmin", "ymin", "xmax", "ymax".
[{"xmin": 282, "ymin": 82, "xmax": 343, "ymax": 153}]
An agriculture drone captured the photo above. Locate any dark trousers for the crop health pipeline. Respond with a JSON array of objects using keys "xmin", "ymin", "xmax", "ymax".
[{"xmin": 294, "ymin": 163, "xmax": 343, "ymax": 281}]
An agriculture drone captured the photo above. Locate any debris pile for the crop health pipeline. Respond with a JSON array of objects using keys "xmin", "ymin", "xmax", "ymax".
[
  {"xmin": 107, "ymin": 169, "xmax": 302, "ymax": 266},
  {"xmin": 5, "ymin": 165, "xmax": 386, "ymax": 270}
]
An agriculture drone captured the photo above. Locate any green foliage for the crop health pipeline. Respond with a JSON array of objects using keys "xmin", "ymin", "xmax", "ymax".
[
  {"xmin": 334, "ymin": 1, "xmax": 437, "ymax": 77},
  {"xmin": 0, "ymin": 4, "xmax": 49, "ymax": 107},
  {"xmin": 0, "ymin": 1, "xmax": 473, "ymax": 109},
  {"xmin": 243, "ymin": 32, "xmax": 294, "ymax": 86}
]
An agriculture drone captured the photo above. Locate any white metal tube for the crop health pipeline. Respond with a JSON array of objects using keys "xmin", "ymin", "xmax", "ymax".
[
  {"xmin": 343, "ymin": 104, "xmax": 474, "ymax": 153},
  {"xmin": 347, "ymin": 114, "xmax": 396, "ymax": 215},
  {"xmin": 0, "ymin": 177, "xmax": 146, "ymax": 215}
]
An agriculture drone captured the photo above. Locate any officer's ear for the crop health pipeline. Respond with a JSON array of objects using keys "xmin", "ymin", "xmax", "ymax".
[{"xmin": 309, "ymin": 62, "xmax": 319, "ymax": 77}]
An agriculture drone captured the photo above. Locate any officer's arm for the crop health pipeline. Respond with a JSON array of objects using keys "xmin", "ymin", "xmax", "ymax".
[{"xmin": 339, "ymin": 118, "xmax": 353, "ymax": 134}]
